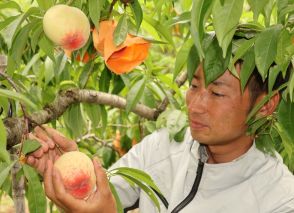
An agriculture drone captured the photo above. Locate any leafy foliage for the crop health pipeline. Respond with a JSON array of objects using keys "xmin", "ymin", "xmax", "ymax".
[{"xmin": 0, "ymin": 0, "xmax": 293, "ymax": 212}]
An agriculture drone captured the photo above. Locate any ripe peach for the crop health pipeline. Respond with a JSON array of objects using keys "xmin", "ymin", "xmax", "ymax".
[
  {"xmin": 54, "ymin": 151, "xmax": 96, "ymax": 199},
  {"xmin": 43, "ymin": 4, "xmax": 90, "ymax": 51}
]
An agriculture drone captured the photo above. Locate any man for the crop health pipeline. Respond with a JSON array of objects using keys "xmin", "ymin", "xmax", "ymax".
[{"xmin": 27, "ymin": 62, "xmax": 294, "ymax": 212}]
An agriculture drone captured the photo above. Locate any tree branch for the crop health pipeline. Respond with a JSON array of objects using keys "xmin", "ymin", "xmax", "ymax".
[{"xmin": 5, "ymin": 88, "xmax": 157, "ymax": 147}]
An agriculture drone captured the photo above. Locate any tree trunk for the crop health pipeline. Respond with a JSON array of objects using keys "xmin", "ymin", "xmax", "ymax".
[{"xmin": 10, "ymin": 148, "xmax": 26, "ymax": 213}]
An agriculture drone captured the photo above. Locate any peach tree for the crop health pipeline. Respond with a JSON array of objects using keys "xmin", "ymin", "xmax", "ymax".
[{"xmin": 0, "ymin": 0, "xmax": 293, "ymax": 212}]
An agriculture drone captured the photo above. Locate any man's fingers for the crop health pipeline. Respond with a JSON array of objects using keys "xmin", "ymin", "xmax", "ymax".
[
  {"xmin": 43, "ymin": 160, "xmax": 67, "ymax": 209},
  {"xmin": 93, "ymin": 158, "xmax": 112, "ymax": 197},
  {"xmin": 34, "ymin": 126, "xmax": 55, "ymax": 149},
  {"xmin": 48, "ymin": 149, "xmax": 56, "ymax": 162},
  {"xmin": 51, "ymin": 167, "xmax": 81, "ymax": 210},
  {"xmin": 28, "ymin": 133, "xmax": 49, "ymax": 157},
  {"xmin": 44, "ymin": 160, "xmax": 55, "ymax": 199},
  {"xmin": 41, "ymin": 126, "xmax": 78, "ymax": 152},
  {"xmin": 26, "ymin": 156, "xmax": 36, "ymax": 166}
]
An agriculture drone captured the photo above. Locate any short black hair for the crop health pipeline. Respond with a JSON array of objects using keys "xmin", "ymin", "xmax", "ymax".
[{"xmin": 236, "ymin": 59, "xmax": 292, "ymax": 105}]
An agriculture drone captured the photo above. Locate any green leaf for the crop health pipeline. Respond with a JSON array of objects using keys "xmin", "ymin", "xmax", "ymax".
[
  {"xmin": 22, "ymin": 140, "xmax": 41, "ymax": 155},
  {"xmin": 79, "ymin": 60, "xmax": 94, "ymax": 88},
  {"xmin": 111, "ymin": 167, "xmax": 162, "ymax": 193},
  {"xmin": 190, "ymin": 0, "xmax": 214, "ymax": 60},
  {"xmin": 31, "ymin": 21, "xmax": 43, "ymax": 52},
  {"xmin": 255, "ymin": 133, "xmax": 276, "ymax": 155},
  {"xmin": 174, "ymin": 126, "xmax": 188, "ymax": 142},
  {"xmin": 173, "ymin": 39, "xmax": 194, "ymax": 80},
  {"xmin": 10, "ymin": 23, "xmax": 35, "ymax": 65},
  {"xmin": 157, "ymin": 74, "xmax": 180, "ymax": 97},
  {"xmin": 262, "ymin": 0, "xmax": 274, "ymax": 27},
  {"xmin": 23, "ymin": 164, "xmax": 47, "ymax": 213},
  {"xmin": 231, "ymin": 38, "xmax": 256, "ymax": 65},
  {"xmin": 275, "ymin": 29, "xmax": 292, "ymax": 66},
  {"xmin": 2, "ymin": 7, "xmax": 41, "ymax": 48},
  {"xmin": 166, "ymin": 110, "xmax": 187, "ymax": 140},
  {"xmin": 126, "ymin": 77, "xmax": 146, "ymax": 113},
  {"xmin": 36, "ymin": 0, "xmax": 54, "ymax": 10},
  {"xmin": 88, "ymin": 0, "xmax": 105, "ymax": 30},
  {"xmin": 0, "ymin": 1, "xmax": 21, "ymax": 11},
  {"xmin": 38, "ymin": 35, "xmax": 55, "ymax": 62},
  {"xmin": 131, "ymin": 0, "xmax": 143, "ymax": 32},
  {"xmin": 59, "ymin": 80, "xmax": 78, "ymax": 90},
  {"xmin": 247, "ymin": 116, "xmax": 269, "ymax": 135},
  {"xmin": 246, "ymin": 93, "xmax": 276, "ymax": 123},
  {"xmin": 44, "ymin": 57, "xmax": 55, "ymax": 85},
  {"xmin": 213, "ymin": 0, "xmax": 244, "ymax": 57},
  {"xmin": 144, "ymin": 16, "xmax": 174, "ymax": 46},
  {"xmin": 278, "ymin": 99, "xmax": 294, "ymax": 140},
  {"xmin": 153, "ymin": 81, "xmax": 181, "ymax": 109},
  {"xmin": 1, "ymin": 14, "xmax": 24, "ymax": 49},
  {"xmin": 274, "ymin": 122, "xmax": 293, "ymax": 158},
  {"xmin": 114, "ymin": 14, "xmax": 128, "ymax": 46},
  {"xmin": 277, "ymin": 0, "xmax": 289, "ymax": 24},
  {"xmin": 63, "ymin": 104, "xmax": 86, "ymax": 138},
  {"xmin": 0, "ymin": 119, "xmax": 9, "ymax": 163},
  {"xmin": 255, "ymin": 26, "xmax": 281, "ymax": 80},
  {"xmin": 277, "ymin": 4, "xmax": 294, "ymax": 20},
  {"xmin": 141, "ymin": 87, "xmax": 156, "ymax": 108},
  {"xmin": 289, "ymin": 72, "xmax": 294, "ymax": 101},
  {"xmin": 0, "ymin": 161, "xmax": 16, "ymax": 188},
  {"xmin": 102, "ymin": 147, "xmax": 116, "ymax": 168},
  {"xmin": 116, "ymin": 172, "xmax": 161, "ymax": 212},
  {"xmin": 99, "ymin": 67, "xmax": 112, "ymax": 93},
  {"xmin": 204, "ymin": 37, "xmax": 231, "ymax": 86},
  {"xmin": 187, "ymin": 45, "xmax": 200, "ymax": 84},
  {"xmin": 268, "ymin": 65, "xmax": 281, "ymax": 93},
  {"xmin": 0, "ymin": 88, "xmax": 37, "ymax": 109},
  {"xmin": 240, "ymin": 47, "xmax": 255, "ymax": 91},
  {"xmin": 167, "ymin": 11, "xmax": 191, "ymax": 26},
  {"xmin": 109, "ymin": 182, "xmax": 123, "ymax": 213},
  {"xmin": 84, "ymin": 103, "xmax": 101, "ymax": 129},
  {"xmin": 99, "ymin": 105, "xmax": 108, "ymax": 131},
  {"xmin": 0, "ymin": 15, "xmax": 21, "ymax": 32},
  {"xmin": 248, "ymin": 0, "xmax": 270, "ymax": 21},
  {"xmin": 111, "ymin": 75, "xmax": 125, "ymax": 94}
]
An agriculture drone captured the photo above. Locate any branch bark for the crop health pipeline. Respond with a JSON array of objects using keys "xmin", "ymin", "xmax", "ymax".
[{"xmin": 5, "ymin": 88, "xmax": 157, "ymax": 147}]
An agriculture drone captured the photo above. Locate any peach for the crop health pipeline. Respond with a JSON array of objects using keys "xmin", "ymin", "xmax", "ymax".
[
  {"xmin": 43, "ymin": 4, "xmax": 90, "ymax": 51},
  {"xmin": 54, "ymin": 151, "xmax": 96, "ymax": 199}
]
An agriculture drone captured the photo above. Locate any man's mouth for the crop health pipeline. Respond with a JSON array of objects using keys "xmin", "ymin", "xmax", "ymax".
[{"xmin": 189, "ymin": 120, "xmax": 208, "ymax": 129}]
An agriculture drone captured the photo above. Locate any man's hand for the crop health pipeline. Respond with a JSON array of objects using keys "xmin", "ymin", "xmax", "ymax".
[
  {"xmin": 44, "ymin": 158, "xmax": 117, "ymax": 213},
  {"xmin": 26, "ymin": 126, "xmax": 78, "ymax": 175}
]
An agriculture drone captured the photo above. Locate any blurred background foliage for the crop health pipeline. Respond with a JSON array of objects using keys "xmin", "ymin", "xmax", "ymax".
[{"xmin": 0, "ymin": 0, "xmax": 293, "ymax": 211}]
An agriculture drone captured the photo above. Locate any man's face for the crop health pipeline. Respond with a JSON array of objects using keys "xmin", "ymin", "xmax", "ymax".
[{"xmin": 186, "ymin": 64, "xmax": 252, "ymax": 145}]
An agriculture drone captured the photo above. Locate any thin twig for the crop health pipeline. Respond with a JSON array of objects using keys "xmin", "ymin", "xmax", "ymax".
[
  {"xmin": 108, "ymin": 0, "xmax": 119, "ymax": 18},
  {"xmin": 77, "ymin": 133, "xmax": 119, "ymax": 154},
  {"xmin": 155, "ymin": 71, "xmax": 188, "ymax": 116}
]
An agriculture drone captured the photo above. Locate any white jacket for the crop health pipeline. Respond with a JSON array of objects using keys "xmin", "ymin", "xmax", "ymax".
[{"xmin": 110, "ymin": 128, "xmax": 294, "ymax": 213}]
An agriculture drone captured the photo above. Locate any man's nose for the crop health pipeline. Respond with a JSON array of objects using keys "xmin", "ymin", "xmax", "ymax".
[{"xmin": 188, "ymin": 91, "xmax": 208, "ymax": 114}]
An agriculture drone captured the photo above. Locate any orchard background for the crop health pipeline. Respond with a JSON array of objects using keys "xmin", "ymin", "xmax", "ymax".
[{"xmin": 0, "ymin": 0, "xmax": 294, "ymax": 212}]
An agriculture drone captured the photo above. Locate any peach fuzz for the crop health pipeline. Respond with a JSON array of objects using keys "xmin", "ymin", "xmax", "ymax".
[
  {"xmin": 54, "ymin": 151, "xmax": 96, "ymax": 199},
  {"xmin": 43, "ymin": 4, "xmax": 90, "ymax": 51}
]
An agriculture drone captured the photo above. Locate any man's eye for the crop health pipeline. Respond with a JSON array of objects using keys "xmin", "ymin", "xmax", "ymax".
[
  {"xmin": 191, "ymin": 85, "xmax": 198, "ymax": 89},
  {"xmin": 212, "ymin": 91, "xmax": 224, "ymax": 97}
]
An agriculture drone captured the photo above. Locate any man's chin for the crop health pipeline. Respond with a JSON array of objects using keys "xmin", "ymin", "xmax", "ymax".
[{"xmin": 191, "ymin": 132, "xmax": 212, "ymax": 144}]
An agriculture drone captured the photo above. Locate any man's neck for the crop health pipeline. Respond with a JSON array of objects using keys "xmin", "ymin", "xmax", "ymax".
[{"xmin": 206, "ymin": 137, "xmax": 254, "ymax": 164}]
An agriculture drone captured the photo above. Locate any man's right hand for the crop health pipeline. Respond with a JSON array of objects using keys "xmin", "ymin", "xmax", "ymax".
[{"xmin": 26, "ymin": 126, "xmax": 78, "ymax": 175}]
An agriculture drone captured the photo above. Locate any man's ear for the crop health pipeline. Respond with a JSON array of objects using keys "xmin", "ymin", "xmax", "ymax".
[{"xmin": 257, "ymin": 92, "xmax": 280, "ymax": 117}]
